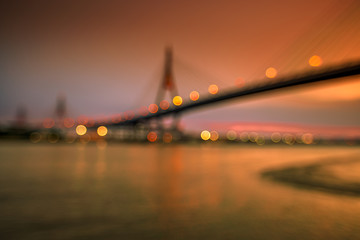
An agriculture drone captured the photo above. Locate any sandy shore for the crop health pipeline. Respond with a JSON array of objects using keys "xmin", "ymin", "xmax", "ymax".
[{"xmin": 262, "ymin": 158, "xmax": 360, "ymax": 196}]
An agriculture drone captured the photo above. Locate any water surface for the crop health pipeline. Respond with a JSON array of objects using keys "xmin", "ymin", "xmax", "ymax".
[{"xmin": 0, "ymin": 143, "xmax": 359, "ymax": 239}]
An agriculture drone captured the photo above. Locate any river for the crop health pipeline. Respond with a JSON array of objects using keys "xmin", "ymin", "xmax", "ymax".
[{"xmin": 0, "ymin": 142, "xmax": 359, "ymax": 239}]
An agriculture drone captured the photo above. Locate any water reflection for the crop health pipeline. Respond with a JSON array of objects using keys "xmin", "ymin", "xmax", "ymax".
[{"xmin": 0, "ymin": 143, "xmax": 359, "ymax": 239}]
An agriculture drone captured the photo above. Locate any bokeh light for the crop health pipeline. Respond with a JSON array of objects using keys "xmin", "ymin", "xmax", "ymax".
[
  {"xmin": 148, "ymin": 104, "xmax": 158, "ymax": 114},
  {"xmin": 301, "ymin": 133, "xmax": 314, "ymax": 144},
  {"xmin": 47, "ymin": 133, "xmax": 59, "ymax": 144},
  {"xmin": 271, "ymin": 132, "xmax": 282, "ymax": 143},
  {"xmin": 265, "ymin": 67, "xmax": 277, "ymax": 78},
  {"xmin": 163, "ymin": 132, "xmax": 173, "ymax": 143},
  {"xmin": 239, "ymin": 132, "xmax": 249, "ymax": 142},
  {"xmin": 190, "ymin": 91, "xmax": 200, "ymax": 101},
  {"xmin": 282, "ymin": 134, "xmax": 295, "ymax": 145},
  {"xmin": 160, "ymin": 100, "xmax": 170, "ymax": 110},
  {"xmin": 226, "ymin": 130, "xmax": 237, "ymax": 140},
  {"xmin": 173, "ymin": 96, "xmax": 183, "ymax": 106},
  {"xmin": 256, "ymin": 135, "xmax": 265, "ymax": 145},
  {"xmin": 76, "ymin": 125, "xmax": 87, "ymax": 136},
  {"xmin": 43, "ymin": 118, "xmax": 55, "ymax": 129},
  {"xmin": 210, "ymin": 131, "xmax": 219, "ymax": 141},
  {"xmin": 30, "ymin": 132, "xmax": 42, "ymax": 143},
  {"xmin": 147, "ymin": 131, "xmax": 157, "ymax": 142},
  {"xmin": 249, "ymin": 132, "xmax": 258, "ymax": 142},
  {"xmin": 97, "ymin": 126, "xmax": 108, "ymax": 136},
  {"xmin": 139, "ymin": 107, "xmax": 149, "ymax": 116},
  {"xmin": 201, "ymin": 130, "xmax": 211, "ymax": 140},
  {"xmin": 63, "ymin": 118, "xmax": 75, "ymax": 128},
  {"xmin": 309, "ymin": 55, "xmax": 322, "ymax": 67},
  {"xmin": 208, "ymin": 84, "xmax": 219, "ymax": 94}
]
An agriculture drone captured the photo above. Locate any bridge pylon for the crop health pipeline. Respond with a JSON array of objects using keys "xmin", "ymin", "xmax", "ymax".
[{"xmin": 151, "ymin": 47, "xmax": 182, "ymax": 140}]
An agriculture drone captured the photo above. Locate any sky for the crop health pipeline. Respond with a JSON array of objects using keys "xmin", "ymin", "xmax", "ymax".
[{"xmin": 0, "ymin": 0, "xmax": 359, "ymax": 132}]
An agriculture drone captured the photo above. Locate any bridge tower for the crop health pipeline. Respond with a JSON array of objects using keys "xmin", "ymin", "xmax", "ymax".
[
  {"xmin": 151, "ymin": 47, "xmax": 182, "ymax": 140},
  {"xmin": 155, "ymin": 47, "xmax": 179, "ymax": 105},
  {"xmin": 55, "ymin": 94, "xmax": 66, "ymax": 127}
]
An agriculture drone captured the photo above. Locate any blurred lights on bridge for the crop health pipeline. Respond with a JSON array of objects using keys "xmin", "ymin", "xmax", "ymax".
[
  {"xmin": 265, "ymin": 67, "xmax": 277, "ymax": 78},
  {"xmin": 76, "ymin": 125, "xmax": 87, "ymax": 136},
  {"xmin": 190, "ymin": 91, "xmax": 200, "ymax": 101},
  {"xmin": 309, "ymin": 55, "xmax": 323, "ymax": 67},
  {"xmin": 208, "ymin": 84, "xmax": 219, "ymax": 94},
  {"xmin": 160, "ymin": 100, "xmax": 170, "ymax": 110},
  {"xmin": 97, "ymin": 126, "xmax": 108, "ymax": 136},
  {"xmin": 173, "ymin": 96, "xmax": 183, "ymax": 106},
  {"xmin": 148, "ymin": 104, "xmax": 158, "ymax": 113}
]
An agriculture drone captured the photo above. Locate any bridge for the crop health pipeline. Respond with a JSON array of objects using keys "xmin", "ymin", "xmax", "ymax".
[
  {"xmin": 2, "ymin": 47, "xmax": 360, "ymax": 144},
  {"xmin": 102, "ymin": 53, "xmax": 360, "ymax": 127}
]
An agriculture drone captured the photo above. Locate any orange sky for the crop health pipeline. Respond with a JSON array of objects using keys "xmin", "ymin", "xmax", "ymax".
[{"xmin": 0, "ymin": 0, "xmax": 359, "ymax": 130}]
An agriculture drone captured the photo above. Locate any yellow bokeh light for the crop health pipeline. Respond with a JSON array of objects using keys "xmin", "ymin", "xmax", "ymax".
[
  {"xmin": 76, "ymin": 125, "xmax": 87, "ymax": 136},
  {"xmin": 265, "ymin": 67, "xmax": 277, "ymax": 78},
  {"xmin": 210, "ymin": 131, "xmax": 219, "ymax": 141},
  {"xmin": 173, "ymin": 96, "xmax": 183, "ymax": 106},
  {"xmin": 201, "ymin": 130, "xmax": 211, "ymax": 141},
  {"xmin": 190, "ymin": 91, "xmax": 200, "ymax": 101},
  {"xmin": 208, "ymin": 84, "xmax": 219, "ymax": 94},
  {"xmin": 97, "ymin": 126, "xmax": 108, "ymax": 136},
  {"xmin": 309, "ymin": 55, "xmax": 322, "ymax": 67}
]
